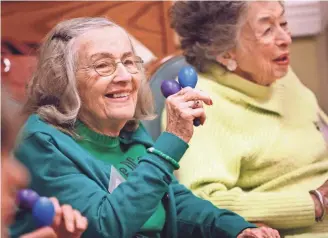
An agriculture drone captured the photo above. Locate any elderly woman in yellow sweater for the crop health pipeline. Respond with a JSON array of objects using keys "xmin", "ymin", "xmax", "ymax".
[{"xmin": 166, "ymin": 1, "xmax": 328, "ymax": 237}]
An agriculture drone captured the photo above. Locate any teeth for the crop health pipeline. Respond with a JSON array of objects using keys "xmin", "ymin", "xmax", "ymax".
[
  {"xmin": 112, "ymin": 93, "xmax": 129, "ymax": 98},
  {"xmin": 274, "ymin": 57, "xmax": 285, "ymax": 61}
]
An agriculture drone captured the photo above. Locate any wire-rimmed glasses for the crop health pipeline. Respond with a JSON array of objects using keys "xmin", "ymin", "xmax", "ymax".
[{"xmin": 88, "ymin": 56, "xmax": 144, "ymax": 77}]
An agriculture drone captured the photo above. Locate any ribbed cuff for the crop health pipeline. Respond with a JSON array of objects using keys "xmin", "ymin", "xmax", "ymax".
[
  {"xmin": 202, "ymin": 190, "xmax": 315, "ymax": 229},
  {"xmin": 153, "ymin": 132, "xmax": 189, "ymax": 163}
]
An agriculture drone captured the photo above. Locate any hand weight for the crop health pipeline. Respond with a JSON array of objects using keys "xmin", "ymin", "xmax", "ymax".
[
  {"xmin": 17, "ymin": 189, "xmax": 55, "ymax": 227},
  {"xmin": 161, "ymin": 66, "xmax": 201, "ymax": 126}
]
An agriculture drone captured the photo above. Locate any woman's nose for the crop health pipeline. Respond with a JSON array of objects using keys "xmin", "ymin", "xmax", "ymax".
[
  {"xmin": 276, "ymin": 29, "xmax": 292, "ymax": 47},
  {"xmin": 113, "ymin": 63, "xmax": 132, "ymax": 83}
]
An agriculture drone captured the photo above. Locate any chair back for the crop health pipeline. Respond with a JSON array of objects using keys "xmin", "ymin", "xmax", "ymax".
[{"xmin": 143, "ymin": 55, "xmax": 191, "ymax": 140}]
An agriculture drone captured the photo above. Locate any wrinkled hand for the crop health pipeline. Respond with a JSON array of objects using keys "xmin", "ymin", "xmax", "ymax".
[
  {"xmin": 20, "ymin": 227, "xmax": 56, "ymax": 238},
  {"xmin": 20, "ymin": 198, "xmax": 88, "ymax": 238},
  {"xmin": 314, "ymin": 179, "xmax": 328, "ymax": 216},
  {"xmin": 237, "ymin": 227, "xmax": 280, "ymax": 238},
  {"xmin": 165, "ymin": 87, "xmax": 213, "ymax": 143},
  {"xmin": 50, "ymin": 198, "xmax": 88, "ymax": 238}
]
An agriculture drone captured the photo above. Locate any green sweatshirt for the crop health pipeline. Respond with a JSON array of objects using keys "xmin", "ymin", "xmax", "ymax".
[
  {"xmin": 10, "ymin": 114, "xmax": 256, "ymax": 238},
  {"xmin": 75, "ymin": 121, "xmax": 165, "ymax": 237}
]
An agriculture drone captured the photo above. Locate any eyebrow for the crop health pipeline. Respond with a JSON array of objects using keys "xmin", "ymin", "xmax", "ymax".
[
  {"xmin": 122, "ymin": 52, "xmax": 133, "ymax": 58},
  {"xmin": 90, "ymin": 51, "xmax": 134, "ymax": 61},
  {"xmin": 90, "ymin": 52, "xmax": 114, "ymax": 61},
  {"xmin": 257, "ymin": 8, "xmax": 285, "ymax": 23}
]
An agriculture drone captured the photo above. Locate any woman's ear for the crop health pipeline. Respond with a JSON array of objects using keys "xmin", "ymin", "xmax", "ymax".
[
  {"xmin": 216, "ymin": 51, "xmax": 238, "ymax": 71},
  {"xmin": 216, "ymin": 50, "xmax": 235, "ymax": 65}
]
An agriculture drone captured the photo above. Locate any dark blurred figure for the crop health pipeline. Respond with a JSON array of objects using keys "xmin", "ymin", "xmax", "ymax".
[{"xmin": 1, "ymin": 89, "xmax": 88, "ymax": 238}]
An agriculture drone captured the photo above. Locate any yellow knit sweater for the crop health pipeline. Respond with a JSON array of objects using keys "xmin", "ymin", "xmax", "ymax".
[{"xmin": 163, "ymin": 64, "xmax": 328, "ymax": 237}]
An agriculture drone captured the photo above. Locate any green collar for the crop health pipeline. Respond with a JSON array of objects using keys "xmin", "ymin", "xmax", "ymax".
[
  {"xmin": 75, "ymin": 121, "xmax": 120, "ymax": 148},
  {"xmin": 75, "ymin": 120, "xmax": 154, "ymax": 148}
]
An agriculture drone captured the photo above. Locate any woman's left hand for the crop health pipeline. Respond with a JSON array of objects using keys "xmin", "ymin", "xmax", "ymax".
[
  {"xmin": 19, "ymin": 227, "xmax": 57, "ymax": 238},
  {"xmin": 50, "ymin": 197, "xmax": 88, "ymax": 238},
  {"xmin": 237, "ymin": 227, "xmax": 280, "ymax": 238},
  {"xmin": 316, "ymin": 179, "xmax": 328, "ymax": 213}
]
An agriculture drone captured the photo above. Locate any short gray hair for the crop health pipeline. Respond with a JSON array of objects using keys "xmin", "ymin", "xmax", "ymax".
[
  {"xmin": 24, "ymin": 17, "xmax": 155, "ymax": 135},
  {"xmin": 171, "ymin": 1, "xmax": 285, "ymax": 72},
  {"xmin": 170, "ymin": 1, "xmax": 248, "ymax": 72}
]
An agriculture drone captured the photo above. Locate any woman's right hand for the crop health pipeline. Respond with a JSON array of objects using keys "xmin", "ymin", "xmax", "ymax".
[
  {"xmin": 50, "ymin": 198, "xmax": 88, "ymax": 238},
  {"xmin": 165, "ymin": 87, "xmax": 213, "ymax": 143},
  {"xmin": 237, "ymin": 227, "xmax": 280, "ymax": 238},
  {"xmin": 312, "ymin": 180, "xmax": 328, "ymax": 218},
  {"xmin": 20, "ymin": 198, "xmax": 88, "ymax": 238},
  {"xmin": 20, "ymin": 227, "xmax": 57, "ymax": 238}
]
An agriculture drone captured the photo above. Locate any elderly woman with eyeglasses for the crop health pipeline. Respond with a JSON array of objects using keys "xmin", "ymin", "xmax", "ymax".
[
  {"xmin": 10, "ymin": 17, "xmax": 280, "ymax": 238},
  {"xmin": 168, "ymin": 1, "xmax": 328, "ymax": 238}
]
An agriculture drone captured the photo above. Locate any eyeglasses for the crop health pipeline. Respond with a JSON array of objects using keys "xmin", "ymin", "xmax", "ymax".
[{"xmin": 89, "ymin": 56, "xmax": 144, "ymax": 77}]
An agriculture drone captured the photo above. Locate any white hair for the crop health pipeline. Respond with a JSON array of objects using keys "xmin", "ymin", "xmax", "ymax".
[{"xmin": 24, "ymin": 17, "xmax": 155, "ymax": 135}]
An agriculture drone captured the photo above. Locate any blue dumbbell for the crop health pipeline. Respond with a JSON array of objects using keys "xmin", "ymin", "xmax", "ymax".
[
  {"xmin": 17, "ymin": 189, "xmax": 55, "ymax": 227},
  {"xmin": 161, "ymin": 66, "xmax": 201, "ymax": 126}
]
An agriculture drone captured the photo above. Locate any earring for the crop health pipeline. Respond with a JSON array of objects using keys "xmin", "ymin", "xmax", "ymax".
[{"xmin": 227, "ymin": 59, "xmax": 237, "ymax": 71}]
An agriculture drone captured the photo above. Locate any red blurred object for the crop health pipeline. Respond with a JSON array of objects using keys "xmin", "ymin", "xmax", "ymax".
[{"xmin": 1, "ymin": 38, "xmax": 38, "ymax": 103}]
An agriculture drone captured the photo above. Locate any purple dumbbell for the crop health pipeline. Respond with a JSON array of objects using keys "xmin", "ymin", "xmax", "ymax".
[
  {"xmin": 161, "ymin": 66, "xmax": 201, "ymax": 126},
  {"xmin": 160, "ymin": 80, "xmax": 181, "ymax": 98},
  {"xmin": 17, "ymin": 189, "xmax": 55, "ymax": 227},
  {"xmin": 17, "ymin": 189, "xmax": 40, "ymax": 210}
]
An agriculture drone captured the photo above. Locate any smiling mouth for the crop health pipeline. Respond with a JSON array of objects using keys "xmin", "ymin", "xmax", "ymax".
[{"xmin": 105, "ymin": 92, "xmax": 130, "ymax": 99}]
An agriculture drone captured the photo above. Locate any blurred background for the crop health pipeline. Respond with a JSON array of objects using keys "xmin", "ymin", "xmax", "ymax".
[{"xmin": 1, "ymin": 1, "xmax": 328, "ymax": 112}]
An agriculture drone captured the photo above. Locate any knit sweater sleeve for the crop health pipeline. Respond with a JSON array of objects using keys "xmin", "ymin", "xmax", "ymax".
[
  {"xmin": 13, "ymin": 131, "xmax": 187, "ymax": 238},
  {"xmin": 171, "ymin": 179, "xmax": 257, "ymax": 238},
  {"xmin": 162, "ymin": 85, "xmax": 316, "ymax": 230}
]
